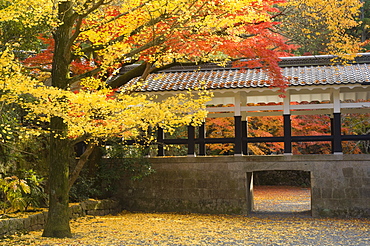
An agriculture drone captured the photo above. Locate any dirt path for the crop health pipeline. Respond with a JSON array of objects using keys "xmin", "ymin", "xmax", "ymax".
[
  {"xmin": 1, "ymin": 186, "xmax": 369, "ymax": 245},
  {"xmin": 253, "ymin": 185, "xmax": 311, "ymax": 213}
]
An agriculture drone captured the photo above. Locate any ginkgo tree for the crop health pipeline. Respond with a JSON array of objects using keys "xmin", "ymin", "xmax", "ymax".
[
  {"xmin": 277, "ymin": 0, "xmax": 364, "ymax": 56},
  {"xmin": 0, "ymin": 0, "xmax": 292, "ymax": 238},
  {"xmin": 0, "ymin": 0, "xmax": 363, "ymax": 239}
]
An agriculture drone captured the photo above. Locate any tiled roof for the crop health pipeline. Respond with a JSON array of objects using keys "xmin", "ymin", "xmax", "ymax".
[{"xmin": 126, "ymin": 54, "xmax": 370, "ymax": 92}]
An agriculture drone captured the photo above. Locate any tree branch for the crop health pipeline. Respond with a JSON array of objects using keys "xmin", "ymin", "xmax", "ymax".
[
  {"xmin": 106, "ymin": 60, "xmax": 211, "ymax": 89},
  {"xmin": 106, "ymin": 62, "xmax": 147, "ymax": 89},
  {"xmin": 68, "ymin": 142, "xmax": 96, "ymax": 191},
  {"xmin": 68, "ymin": 16, "xmax": 84, "ymax": 49},
  {"xmin": 68, "ymin": 33, "xmax": 165, "ymax": 86}
]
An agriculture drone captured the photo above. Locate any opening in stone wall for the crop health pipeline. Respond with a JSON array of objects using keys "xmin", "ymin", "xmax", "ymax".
[{"xmin": 250, "ymin": 170, "xmax": 311, "ymax": 215}]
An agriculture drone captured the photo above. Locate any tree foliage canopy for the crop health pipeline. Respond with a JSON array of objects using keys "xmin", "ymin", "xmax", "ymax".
[{"xmin": 278, "ymin": 0, "xmax": 363, "ymax": 56}]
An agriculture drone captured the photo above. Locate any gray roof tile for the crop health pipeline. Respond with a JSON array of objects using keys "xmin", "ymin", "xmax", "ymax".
[{"xmin": 126, "ymin": 54, "xmax": 370, "ymax": 92}]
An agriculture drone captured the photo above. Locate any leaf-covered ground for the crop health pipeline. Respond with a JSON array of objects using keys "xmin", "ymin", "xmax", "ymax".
[
  {"xmin": 1, "ymin": 186, "xmax": 369, "ymax": 245},
  {"xmin": 253, "ymin": 185, "xmax": 311, "ymax": 213}
]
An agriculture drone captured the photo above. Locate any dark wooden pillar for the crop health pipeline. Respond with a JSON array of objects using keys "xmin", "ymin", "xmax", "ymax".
[
  {"xmin": 283, "ymin": 114, "xmax": 292, "ymax": 154},
  {"xmin": 242, "ymin": 120, "xmax": 248, "ymax": 155},
  {"xmin": 157, "ymin": 127, "xmax": 164, "ymax": 156},
  {"xmin": 188, "ymin": 125, "xmax": 195, "ymax": 156},
  {"xmin": 199, "ymin": 122, "xmax": 206, "ymax": 156},
  {"xmin": 234, "ymin": 116, "xmax": 243, "ymax": 155},
  {"xmin": 331, "ymin": 113, "xmax": 342, "ymax": 153}
]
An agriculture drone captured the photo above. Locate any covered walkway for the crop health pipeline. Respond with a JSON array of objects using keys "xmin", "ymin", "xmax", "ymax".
[{"xmin": 129, "ymin": 54, "xmax": 370, "ymax": 156}]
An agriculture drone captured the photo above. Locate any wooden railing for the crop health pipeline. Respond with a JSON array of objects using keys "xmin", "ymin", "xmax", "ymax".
[{"xmin": 153, "ymin": 115, "xmax": 370, "ymax": 156}]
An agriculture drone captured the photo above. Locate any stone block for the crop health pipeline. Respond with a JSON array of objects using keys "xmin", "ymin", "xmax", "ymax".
[
  {"xmin": 227, "ymin": 179, "xmax": 242, "ymax": 190},
  {"xmin": 203, "ymin": 179, "xmax": 219, "ymax": 189},
  {"xmin": 216, "ymin": 189, "xmax": 236, "ymax": 199},
  {"xmin": 196, "ymin": 179, "xmax": 208, "ymax": 189},
  {"xmin": 360, "ymin": 188, "xmax": 370, "ymax": 198},
  {"xmin": 31, "ymin": 224, "xmax": 43, "ymax": 231},
  {"xmin": 0, "ymin": 220, "xmax": 8, "ymax": 235},
  {"xmin": 8, "ymin": 219, "xmax": 17, "ymax": 232},
  {"xmin": 13, "ymin": 218, "xmax": 24, "ymax": 230},
  {"xmin": 182, "ymin": 179, "xmax": 196, "ymax": 189},
  {"xmin": 321, "ymin": 178, "xmax": 333, "ymax": 188},
  {"xmin": 70, "ymin": 204, "xmax": 82, "ymax": 214},
  {"xmin": 182, "ymin": 189, "xmax": 199, "ymax": 199},
  {"xmin": 342, "ymin": 167, "xmax": 354, "ymax": 178},
  {"xmin": 321, "ymin": 188, "xmax": 332, "ymax": 198},
  {"xmin": 353, "ymin": 167, "xmax": 366, "ymax": 177},
  {"xmin": 81, "ymin": 200, "xmax": 99, "ymax": 211},
  {"xmin": 178, "ymin": 170, "xmax": 193, "ymax": 179},
  {"xmin": 168, "ymin": 179, "xmax": 184, "ymax": 188},
  {"xmin": 152, "ymin": 179, "xmax": 164, "ymax": 189},
  {"xmin": 313, "ymin": 178, "xmax": 324, "ymax": 188},
  {"xmin": 159, "ymin": 188, "xmax": 173, "ymax": 199},
  {"xmin": 227, "ymin": 163, "xmax": 244, "ymax": 171},
  {"xmin": 363, "ymin": 178, "xmax": 370, "ymax": 186},
  {"xmin": 86, "ymin": 209, "xmax": 98, "ymax": 216},
  {"xmin": 210, "ymin": 162, "xmax": 228, "ymax": 171},
  {"xmin": 159, "ymin": 170, "xmax": 177, "ymax": 180},
  {"xmin": 28, "ymin": 214, "xmax": 38, "ymax": 227},
  {"xmin": 345, "ymin": 188, "xmax": 360, "ymax": 199},
  {"xmin": 198, "ymin": 189, "xmax": 211, "ymax": 199},
  {"xmin": 232, "ymin": 189, "xmax": 247, "ymax": 199},
  {"xmin": 98, "ymin": 200, "xmax": 111, "ymax": 209},
  {"xmin": 349, "ymin": 178, "xmax": 363, "ymax": 188},
  {"xmin": 23, "ymin": 217, "xmax": 31, "ymax": 231},
  {"xmin": 366, "ymin": 167, "xmax": 370, "ymax": 177},
  {"xmin": 332, "ymin": 189, "xmax": 345, "ymax": 199},
  {"xmin": 89, "ymin": 210, "xmax": 103, "ymax": 216}
]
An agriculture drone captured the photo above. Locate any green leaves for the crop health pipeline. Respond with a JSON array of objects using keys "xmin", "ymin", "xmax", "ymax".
[
  {"xmin": 0, "ymin": 175, "xmax": 30, "ymax": 212},
  {"xmin": 0, "ymin": 170, "xmax": 46, "ymax": 213}
]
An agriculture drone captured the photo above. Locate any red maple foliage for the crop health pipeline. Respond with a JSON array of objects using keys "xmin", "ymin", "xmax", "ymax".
[{"xmin": 23, "ymin": 35, "xmax": 96, "ymax": 76}]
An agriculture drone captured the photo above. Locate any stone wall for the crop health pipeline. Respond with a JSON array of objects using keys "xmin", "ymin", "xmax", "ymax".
[
  {"xmin": 112, "ymin": 155, "xmax": 370, "ymax": 218},
  {"xmin": 114, "ymin": 157, "xmax": 249, "ymax": 214},
  {"xmin": 310, "ymin": 156, "xmax": 370, "ymax": 217},
  {"xmin": 0, "ymin": 199, "xmax": 121, "ymax": 237}
]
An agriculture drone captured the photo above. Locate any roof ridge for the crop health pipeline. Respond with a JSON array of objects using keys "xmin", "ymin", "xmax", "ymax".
[
  {"xmin": 278, "ymin": 53, "xmax": 370, "ymax": 67},
  {"xmin": 118, "ymin": 53, "xmax": 370, "ymax": 74},
  {"xmin": 155, "ymin": 53, "xmax": 370, "ymax": 72}
]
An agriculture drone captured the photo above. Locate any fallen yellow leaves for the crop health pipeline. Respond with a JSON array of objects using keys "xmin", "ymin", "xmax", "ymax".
[
  {"xmin": 1, "ymin": 211, "xmax": 369, "ymax": 245},
  {"xmin": 254, "ymin": 186, "xmax": 311, "ymax": 212}
]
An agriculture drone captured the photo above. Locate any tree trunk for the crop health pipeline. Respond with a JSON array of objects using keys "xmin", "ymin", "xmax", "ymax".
[
  {"xmin": 42, "ymin": 117, "xmax": 72, "ymax": 238},
  {"xmin": 42, "ymin": 0, "xmax": 75, "ymax": 238}
]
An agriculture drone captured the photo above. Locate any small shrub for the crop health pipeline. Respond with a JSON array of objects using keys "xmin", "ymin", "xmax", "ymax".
[
  {"xmin": 0, "ymin": 175, "xmax": 30, "ymax": 213},
  {"xmin": 0, "ymin": 169, "xmax": 47, "ymax": 213}
]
